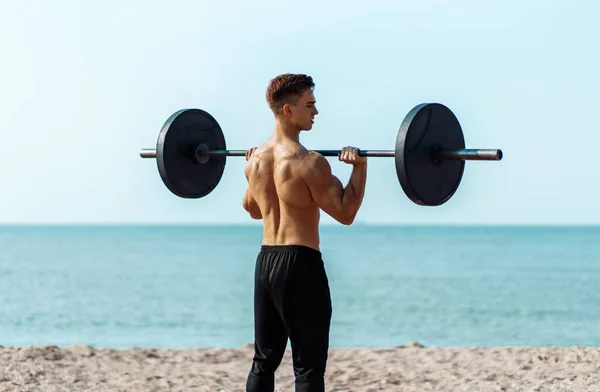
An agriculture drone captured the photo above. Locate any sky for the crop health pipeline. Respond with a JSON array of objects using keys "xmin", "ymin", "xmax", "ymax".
[{"xmin": 1, "ymin": 0, "xmax": 599, "ymax": 225}]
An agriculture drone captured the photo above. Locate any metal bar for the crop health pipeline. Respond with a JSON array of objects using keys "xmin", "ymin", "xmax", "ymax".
[
  {"xmin": 315, "ymin": 150, "xmax": 394, "ymax": 157},
  {"xmin": 436, "ymin": 149, "xmax": 503, "ymax": 161},
  {"xmin": 140, "ymin": 149, "xmax": 157, "ymax": 158},
  {"xmin": 140, "ymin": 148, "xmax": 394, "ymax": 158},
  {"xmin": 196, "ymin": 149, "xmax": 395, "ymax": 157},
  {"xmin": 199, "ymin": 150, "xmax": 246, "ymax": 157},
  {"xmin": 140, "ymin": 147, "xmax": 503, "ymax": 161}
]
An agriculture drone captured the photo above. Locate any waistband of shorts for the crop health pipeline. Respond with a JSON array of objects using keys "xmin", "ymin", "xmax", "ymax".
[{"xmin": 260, "ymin": 245, "xmax": 322, "ymax": 258}]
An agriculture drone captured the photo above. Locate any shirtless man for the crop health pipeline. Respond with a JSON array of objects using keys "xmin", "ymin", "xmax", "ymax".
[{"xmin": 243, "ymin": 73, "xmax": 367, "ymax": 392}]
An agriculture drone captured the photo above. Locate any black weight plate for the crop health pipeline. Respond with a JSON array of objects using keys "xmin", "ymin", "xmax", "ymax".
[
  {"xmin": 156, "ymin": 109, "xmax": 226, "ymax": 198},
  {"xmin": 395, "ymin": 103, "xmax": 465, "ymax": 206}
]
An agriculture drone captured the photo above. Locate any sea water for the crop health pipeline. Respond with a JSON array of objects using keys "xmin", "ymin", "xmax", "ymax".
[{"xmin": 1, "ymin": 225, "xmax": 599, "ymax": 349}]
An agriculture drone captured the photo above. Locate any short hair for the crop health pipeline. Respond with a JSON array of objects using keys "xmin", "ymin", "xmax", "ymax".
[{"xmin": 266, "ymin": 73, "xmax": 315, "ymax": 115}]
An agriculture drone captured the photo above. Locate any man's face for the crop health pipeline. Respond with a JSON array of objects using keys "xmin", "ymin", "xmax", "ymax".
[{"xmin": 284, "ymin": 89, "xmax": 319, "ymax": 131}]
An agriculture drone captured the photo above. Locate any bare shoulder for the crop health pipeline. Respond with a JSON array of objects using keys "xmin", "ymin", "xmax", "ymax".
[
  {"xmin": 245, "ymin": 144, "xmax": 268, "ymax": 178},
  {"xmin": 298, "ymin": 151, "xmax": 333, "ymax": 185},
  {"xmin": 302, "ymin": 150, "xmax": 328, "ymax": 168}
]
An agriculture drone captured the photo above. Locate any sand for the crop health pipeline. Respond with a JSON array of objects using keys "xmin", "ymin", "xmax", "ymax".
[{"xmin": 1, "ymin": 342, "xmax": 599, "ymax": 391}]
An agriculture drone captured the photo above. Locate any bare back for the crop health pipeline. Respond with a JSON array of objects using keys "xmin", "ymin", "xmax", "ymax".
[{"xmin": 245, "ymin": 140, "xmax": 322, "ymax": 250}]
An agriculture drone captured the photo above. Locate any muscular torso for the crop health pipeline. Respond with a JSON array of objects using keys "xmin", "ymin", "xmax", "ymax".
[{"xmin": 245, "ymin": 140, "xmax": 321, "ymax": 251}]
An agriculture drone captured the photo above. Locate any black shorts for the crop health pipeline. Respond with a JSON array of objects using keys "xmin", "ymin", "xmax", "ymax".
[{"xmin": 246, "ymin": 245, "xmax": 332, "ymax": 392}]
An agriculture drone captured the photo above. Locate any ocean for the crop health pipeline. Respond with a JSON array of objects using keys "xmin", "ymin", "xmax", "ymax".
[{"xmin": 1, "ymin": 225, "xmax": 599, "ymax": 349}]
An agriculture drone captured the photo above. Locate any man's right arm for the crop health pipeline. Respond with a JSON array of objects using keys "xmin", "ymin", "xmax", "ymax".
[
  {"xmin": 303, "ymin": 152, "xmax": 367, "ymax": 225},
  {"xmin": 242, "ymin": 159, "xmax": 262, "ymax": 220}
]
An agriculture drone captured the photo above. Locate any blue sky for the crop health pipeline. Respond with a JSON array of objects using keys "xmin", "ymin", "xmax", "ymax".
[{"xmin": 1, "ymin": 0, "xmax": 599, "ymax": 225}]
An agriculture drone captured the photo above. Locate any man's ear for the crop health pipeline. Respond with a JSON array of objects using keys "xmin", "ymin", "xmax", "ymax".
[{"xmin": 282, "ymin": 103, "xmax": 293, "ymax": 118}]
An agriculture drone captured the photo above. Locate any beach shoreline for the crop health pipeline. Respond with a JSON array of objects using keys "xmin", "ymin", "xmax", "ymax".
[{"xmin": 1, "ymin": 343, "xmax": 599, "ymax": 391}]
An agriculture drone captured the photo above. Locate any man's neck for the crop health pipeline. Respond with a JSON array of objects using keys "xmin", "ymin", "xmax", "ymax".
[{"xmin": 272, "ymin": 118, "xmax": 301, "ymax": 143}]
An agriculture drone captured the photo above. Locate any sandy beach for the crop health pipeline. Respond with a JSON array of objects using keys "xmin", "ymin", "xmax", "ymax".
[{"xmin": 1, "ymin": 342, "xmax": 599, "ymax": 391}]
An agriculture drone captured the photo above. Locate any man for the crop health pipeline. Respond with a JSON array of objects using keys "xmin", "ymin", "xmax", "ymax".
[{"xmin": 243, "ymin": 73, "xmax": 368, "ymax": 392}]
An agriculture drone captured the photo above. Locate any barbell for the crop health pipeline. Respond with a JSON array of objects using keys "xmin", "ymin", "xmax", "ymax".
[{"xmin": 139, "ymin": 103, "xmax": 503, "ymax": 206}]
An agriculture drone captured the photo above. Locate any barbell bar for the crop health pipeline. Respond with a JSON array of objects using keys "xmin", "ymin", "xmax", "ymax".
[
  {"xmin": 139, "ymin": 103, "xmax": 503, "ymax": 206},
  {"xmin": 140, "ymin": 148, "xmax": 502, "ymax": 160}
]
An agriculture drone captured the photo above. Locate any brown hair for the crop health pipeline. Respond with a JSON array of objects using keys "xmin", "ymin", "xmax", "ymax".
[{"xmin": 266, "ymin": 73, "xmax": 315, "ymax": 115}]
